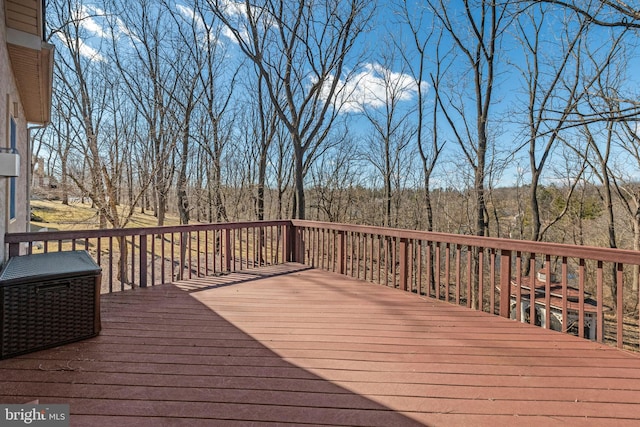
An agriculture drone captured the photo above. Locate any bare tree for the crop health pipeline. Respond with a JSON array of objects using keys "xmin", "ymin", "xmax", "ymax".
[
  {"xmin": 533, "ymin": 0, "xmax": 640, "ymax": 29},
  {"xmin": 48, "ymin": 0, "xmax": 154, "ymax": 286},
  {"xmin": 427, "ymin": 0, "xmax": 510, "ymax": 237},
  {"xmin": 395, "ymin": 0, "xmax": 445, "ymax": 232},
  {"xmin": 575, "ymin": 29, "xmax": 633, "ymax": 301},
  {"xmin": 608, "ymin": 105, "xmax": 640, "ymax": 291},
  {"xmin": 360, "ymin": 54, "xmax": 416, "ymax": 228},
  {"xmin": 512, "ymin": 5, "xmax": 592, "ymax": 247},
  {"xmin": 309, "ymin": 134, "xmax": 361, "ymax": 223},
  {"xmin": 104, "ymin": 0, "xmax": 181, "ymax": 225},
  {"xmin": 46, "ymin": 82, "xmax": 80, "ymax": 205},
  {"xmin": 48, "ymin": 0, "xmax": 110, "ymax": 226},
  {"xmin": 209, "ymin": 0, "xmax": 373, "ymax": 219}
]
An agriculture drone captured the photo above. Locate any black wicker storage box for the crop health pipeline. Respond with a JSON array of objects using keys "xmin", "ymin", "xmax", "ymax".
[{"xmin": 0, "ymin": 250, "xmax": 102, "ymax": 359}]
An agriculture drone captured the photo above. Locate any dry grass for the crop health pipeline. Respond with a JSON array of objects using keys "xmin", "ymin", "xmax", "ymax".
[{"xmin": 30, "ymin": 200, "xmax": 185, "ymax": 231}]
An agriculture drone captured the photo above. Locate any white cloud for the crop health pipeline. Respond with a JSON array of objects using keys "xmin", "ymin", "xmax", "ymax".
[
  {"xmin": 215, "ymin": 0, "xmax": 277, "ymax": 46},
  {"xmin": 72, "ymin": 5, "xmax": 106, "ymax": 38},
  {"xmin": 217, "ymin": 0, "xmax": 247, "ymax": 18},
  {"xmin": 222, "ymin": 26, "xmax": 239, "ymax": 42},
  {"xmin": 56, "ymin": 4, "xmax": 107, "ymax": 61},
  {"xmin": 176, "ymin": 4, "xmax": 229, "ymax": 47},
  {"xmin": 319, "ymin": 63, "xmax": 430, "ymax": 113},
  {"xmin": 112, "ymin": 16, "xmax": 140, "ymax": 45},
  {"xmin": 176, "ymin": 5, "xmax": 206, "ymax": 32},
  {"xmin": 56, "ymin": 32, "xmax": 105, "ymax": 62},
  {"xmin": 79, "ymin": 43, "xmax": 105, "ymax": 61}
]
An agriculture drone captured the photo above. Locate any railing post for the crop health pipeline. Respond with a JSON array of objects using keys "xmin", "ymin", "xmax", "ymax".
[
  {"xmin": 499, "ymin": 250, "xmax": 512, "ymax": 318},
  {"xmin": 140, "ymin": 235, "xmax": 147, "ymax": 288},
  {"xmin": 337, "ymin": 230, "xmax": 345, "ymax": 275},
  {"xmin": 225, "ymin": 228, "xmax": 232, "ymax": 272},
  {"xmin": 399, "ymin": 238, "xmax": 408, "ymax": 291},
  {"xmin": 8, "ymin": 242, "xmax": 20, "ymax": 258},
  {"xmin": 283, "ymin": 223, "xmax": 292, "ymax": 263}
]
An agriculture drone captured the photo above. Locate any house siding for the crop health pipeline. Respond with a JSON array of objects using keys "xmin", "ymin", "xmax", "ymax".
[{"xmin": 1, "ymin": 0, "xmax": 30, "ymax": 263}]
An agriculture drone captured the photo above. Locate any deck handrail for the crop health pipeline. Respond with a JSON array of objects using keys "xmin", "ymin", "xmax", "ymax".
[
  {"xmin": 6, "ymin": 220, "xmax": 293, "ymax": 292},
  {"xmin": 5, "ymin": 219, "xmax": 640, "ymax": 350},
  {"xmin": 292, "ymin": 220, "xmax": 640, "ymax": 265},
  {"xmin": 290, "ymin": 220, "xmax": 640, "ymax": 351}
]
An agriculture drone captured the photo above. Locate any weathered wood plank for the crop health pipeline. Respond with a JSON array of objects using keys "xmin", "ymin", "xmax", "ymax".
[{"xmin": 1, "ymin": 265, "xmax": 639, "ymax": 426}]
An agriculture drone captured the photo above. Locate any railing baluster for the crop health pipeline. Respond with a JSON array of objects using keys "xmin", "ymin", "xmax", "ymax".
[
  {"xmin": 515, "ymin": 251, "xmax": 522, "ymax": 322},
  {"xmin": 97, "ymin": 238, "xmax": 102, "ymax": 273},
  {"xmin": 109, "ymin": 237, "xmax": 113, "ymax": 293},
  {"xmin": 140, "ymin": 235, "xmax": 147, "ymax": 288},
  {"xmin": 251, "ymin": 227, "xmax": 255, "ymax": 268},
  {"xmin": 580, "ymin": 259, "xmax": 587, "ymax": 338},
  {"xmin": 337, "ymin": 230, "xmax": 345, "ymax": 275},
  {"xmin": 445, "ymin": 243, "xmax": 451, "ymax": 302},
  {"xmin": 377, "ymin": 235, "xmax": 382, "ymax": 284},
  {"xmin": 188, "ymin": 231, "xmax": 192, "ymax": 279},
  {"xmin": 427, "ymin": 242, "xmax": 433, "ymax": 298},
  {"xmin": 6, "ymin": 219, "xmax": 640, "ymax": 349},
  {"xmin": 466, "ymin": 249, "xmax": 472, "ymax": 308},
  {"xmin": 392, "ymin": 237, "xmax": 397, "ymax": 289},
  {"xmin": 455, "ymin": 245, "xmax": 461, "ymax": 305},
  {"xmin": 120, "ymin": 236, "xmax": 125, "ymax": 291},
  {"xmin": 499, "ymin": 250, "xmax": 511, "ymax": 318},
  {"xmin": 490, "ymin": 249, "xmax": 496, "ymax": 314},
  {"xmin": 418, "ymin": 240, "xmax": 423, "ymax": 295},
  {"xmin": 529, "ymin": 254, "xmax": 536, "ymax": 326},
  {"xmin": 357, "ymin": 233, "xmax": 362, "ymax": 279},
  {"xmin": 617, "ymin": 263, "xmax": 624, "ymax": 348},
  {"xmin": 197, "ymin": 231, "xmax": 202, "ymax": 276},
  {"xmin": 151, "ymin": 233, "xmax": 156, "ymax": 286},
  {"xmin": 214, "ymin": 229, "xmax": 219, "ymax": 273},
  {"xmin": 478, "ymin": 248, "xmax": 484, "ymax": 312},
  {"xmin": 313, "ymin": 227, "xmax": 317, "ymax": 267},
  {"xmin": 544, "ymin": 254, "xmax": 551, "ymax": 329},
  {"xmin": 161, "ymin": 232, "xmax": 166, "ymax": 283},
  {"xmin": 436, "ymin": 244, "xmax": 441, "ymax": 300},
  {"xmin": 224, "ymin": 228, "xmax": 231, "ymax": 272},
  {"xmin": 399, "ymin": 238, "xmax": 408, "ymax": 292},
  {"xmin": 561, "ymin": 257, "xmax": 568, "ymax": 332},
  {"xmin": 131, "ymin": 236, "xmax": 136, "ymax": 288},
  {"xmin": 246, "ymin": 227, "xmax": 250, "ymax": 268},
  {"xmin": 171, "ymin": 233, "xmax": 176, "ymax": 281},
  {"xmin": 350, "ymin": 232, "xmax": 355, "ymax": 277},
  {"xmin": 596, "ymin": 261, "xmax": 604, "ymax": 342},
  {"xmin": 409, "ymin": 239, "xmax": 415, "ymax": 292}
]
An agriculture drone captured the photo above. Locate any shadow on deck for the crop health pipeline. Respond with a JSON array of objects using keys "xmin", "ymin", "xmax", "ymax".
[{"xmin": 1, "ymin": 263, "xmax": 640, "ymax": 426}]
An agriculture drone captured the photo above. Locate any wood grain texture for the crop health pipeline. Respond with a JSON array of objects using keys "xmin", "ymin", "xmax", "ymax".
[{"xmin": 1, "ymin": 264, "xmax": 639, "ymax": 426}]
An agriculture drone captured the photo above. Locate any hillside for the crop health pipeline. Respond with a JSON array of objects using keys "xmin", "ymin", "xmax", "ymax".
[{"xmin": 30, "ymin": 200, "xmax": 185, "ymax": 231}]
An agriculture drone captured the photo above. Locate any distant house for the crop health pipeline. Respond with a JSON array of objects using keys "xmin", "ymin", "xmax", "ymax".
[
  {"xmin": 1, "ymin": 0, "xmax": 54, "ymax": 261},
  {"xmin": 500, "ymin": 271, "xmax": 601, "ymax": 341}
]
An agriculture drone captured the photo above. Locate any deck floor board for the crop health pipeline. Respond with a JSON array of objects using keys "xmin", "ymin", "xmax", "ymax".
[{"xmin": 1, "ymin": 263, "xmax": 639, "ymax": 426}]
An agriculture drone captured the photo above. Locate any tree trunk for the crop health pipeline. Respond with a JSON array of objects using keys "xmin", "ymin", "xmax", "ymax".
[
  {"xmin": 634, "ymin": 208, "xmax": 640, "ymax": 291},
  {"xmin": 294, "ymin": 142, "xmax": 305, "ymax": 220}
]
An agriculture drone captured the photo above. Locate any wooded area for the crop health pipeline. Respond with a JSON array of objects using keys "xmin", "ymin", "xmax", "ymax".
[{"xmin": 34, "ymin": 0, "xmax": 640, "ymax": 253}]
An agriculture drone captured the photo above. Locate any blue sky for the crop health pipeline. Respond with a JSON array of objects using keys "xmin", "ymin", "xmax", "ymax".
[{"xmin": 52, "ymin": 0, "xmax": 640, "ymax": 189}]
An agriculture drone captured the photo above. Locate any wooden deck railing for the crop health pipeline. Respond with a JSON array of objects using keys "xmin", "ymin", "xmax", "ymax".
[
  {"xmin": 290, "ymin": 220, "xmax": 640, "ymax": 351},
  {"xmin": 5, "ymin": 221, "xmax": 292, "ymax": 292},
  {"xmin": 5, "ymin": 219, "xmax": 640, "ymax": 350}
]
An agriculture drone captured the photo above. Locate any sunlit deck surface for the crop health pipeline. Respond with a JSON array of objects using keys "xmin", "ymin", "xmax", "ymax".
[{"xmin": 1, "ymin": 263, "xmax": 640, "ymax": 426}]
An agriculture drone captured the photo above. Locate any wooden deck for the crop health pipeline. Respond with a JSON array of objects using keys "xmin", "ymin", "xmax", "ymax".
[{"xmin": 1, "ymin": 264, "xmax": 640, "ymax": 426}]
